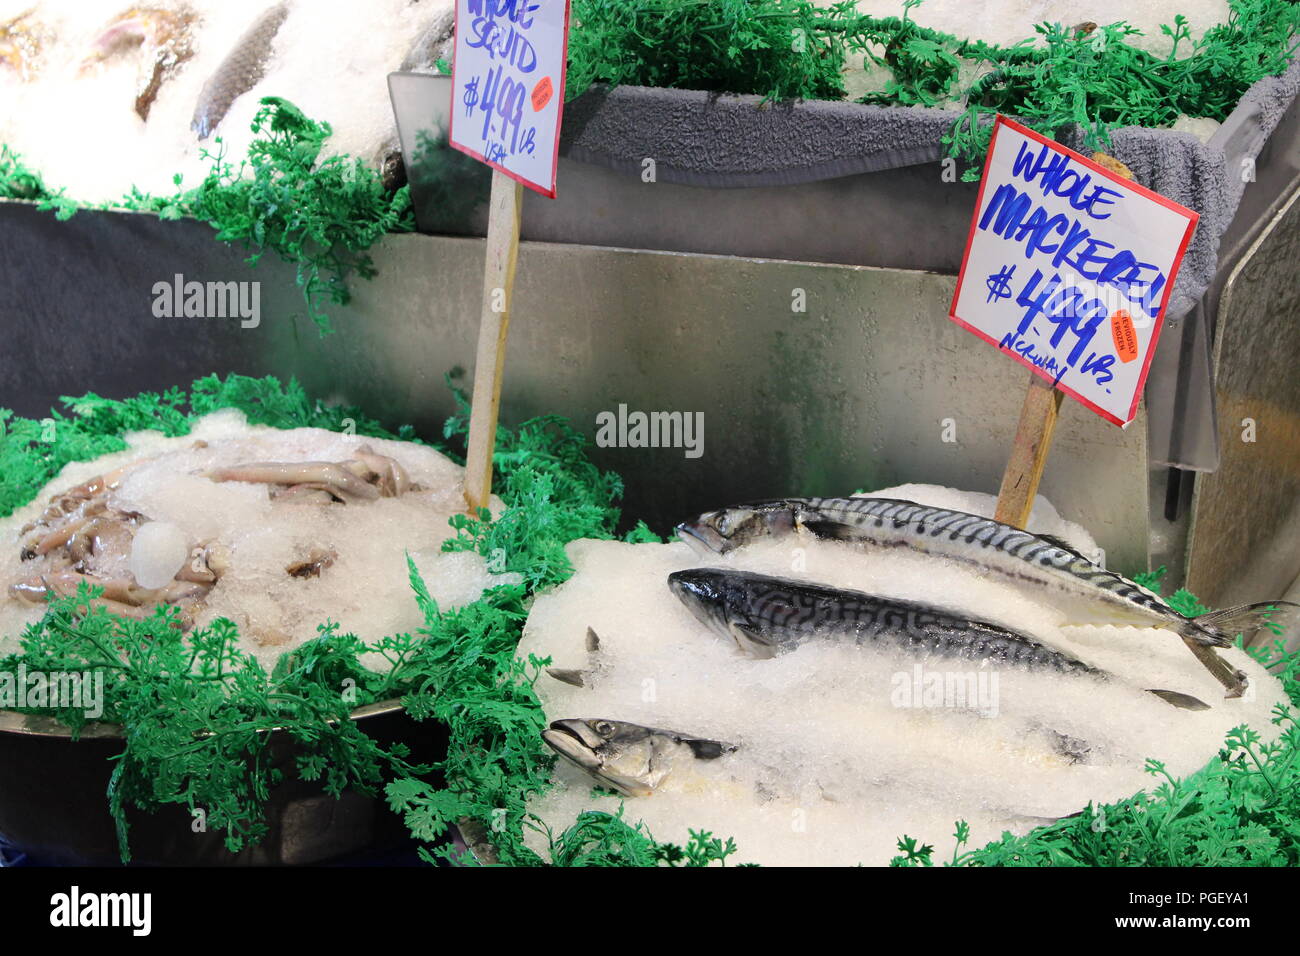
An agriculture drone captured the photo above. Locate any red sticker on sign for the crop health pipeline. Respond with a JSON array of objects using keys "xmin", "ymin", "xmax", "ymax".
[
  {"xmin": 531, "ymin": 76, "xmax": 553, "ymax": 112},
  {"xmin": 1110, "ymin": 309, "xmax": 1139, "ymax": 363}
]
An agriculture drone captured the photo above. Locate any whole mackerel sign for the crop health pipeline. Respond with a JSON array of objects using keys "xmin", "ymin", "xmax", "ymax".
[
  {"xmin": 449, "ymin": 0, "xmax": 571, "ymax": 197},
  {"xmin": 950, "ymin": 115, "xmax": 1199, "ymax": 426}
]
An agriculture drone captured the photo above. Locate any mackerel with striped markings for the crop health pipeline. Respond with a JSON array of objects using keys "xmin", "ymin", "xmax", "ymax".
[
  {"xmin": 669, "ymin": 566, "xmax": 1097, "ymax": 668},
  {"xmin": 676, "ymin": 497, "xmax": 1297, "ymax": 669},
  {"xmin": 667, "ymin": 568, "xmax": 1208, "ymax": 710}
]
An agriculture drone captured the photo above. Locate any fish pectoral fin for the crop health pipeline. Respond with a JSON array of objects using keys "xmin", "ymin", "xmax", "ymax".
[
  {"xmin": 1145, "ymin": 688, "xmax": 1211, "ymax": 711},
  {"xmin": 681, "ymin": 737, "xmax": 737, "ymax": 760},
  {"xmin": 547, "ymin": 667, "xmax": 590, "ymax": 688},
  {"xmin": 797, "ymin": 517, "xmax": 863, "ymax": 542},
  {"xmin": 727, "ymin": 619, "xmax": 776, "ymax": 658}
]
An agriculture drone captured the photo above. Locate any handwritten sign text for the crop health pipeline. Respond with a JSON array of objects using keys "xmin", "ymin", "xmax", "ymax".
[
  {"xmin": 950, "ymin": 116, "xmax": 1199, "ymax": 426},
  {"xmin": 449, "ymin": 0, "xmax": 571, "ymax": 197}
]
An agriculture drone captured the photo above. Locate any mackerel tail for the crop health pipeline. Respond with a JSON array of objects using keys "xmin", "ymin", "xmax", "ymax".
[
  {"xmin": 1176, "ymin": 601, "xmax": 1300, "ymax": 698},
  {"xmin": 1175, "ymin": 601, "xmax": 1300, "ymax": 651}
]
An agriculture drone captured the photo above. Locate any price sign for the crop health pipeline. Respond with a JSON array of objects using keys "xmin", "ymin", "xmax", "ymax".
[
  {"xmin": 950, "ymin": 115, "xmax": 1199, "ymax": 426},
  {"xmin": 449, "ymin": 0, "xmax": 571, "ymax": 198}
]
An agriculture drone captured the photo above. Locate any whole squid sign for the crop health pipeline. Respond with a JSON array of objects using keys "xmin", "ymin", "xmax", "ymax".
[
  {"xmin": 449, "ymin": 0, "xmax": 571, "ymax": 197},
  {"xmin": 950, "ymin": 115, "xmax": 1199, "ymax": 426}
]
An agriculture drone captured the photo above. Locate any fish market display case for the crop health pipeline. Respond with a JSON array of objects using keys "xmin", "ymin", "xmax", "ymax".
[
  {"xmin": 7, "ymin": 62, "xmax": 1300, "ymax": 598},
  {"xmin": 3, "ymin": 54, "xmax": 1300, "ymax": 865}
]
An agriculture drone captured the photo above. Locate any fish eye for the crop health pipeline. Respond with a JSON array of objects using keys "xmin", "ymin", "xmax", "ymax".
[{"xmin": 593, "ymin": 720, "xmax": 615, "ymax": 736}]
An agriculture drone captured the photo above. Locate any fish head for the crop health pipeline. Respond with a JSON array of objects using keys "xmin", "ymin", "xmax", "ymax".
[
  {"xmin": 668, "ymin": 567, "xmax": 780, "ymax": 657},
  {"xmin": 674, "ymin": 500, "xmax": 796, "ymax": 555},
  {"xmin": 542, "ymin": 718, "xmax": 733, "ymax": 796}
]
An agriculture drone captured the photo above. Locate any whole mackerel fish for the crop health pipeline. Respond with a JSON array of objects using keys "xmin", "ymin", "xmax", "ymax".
[
  {"xmin": 677, "ymin": 497, "xmax": 1297, "ymax": 694},
  {"xmin": 668, "ymin": 568, "xmax": 1208, "ymax": 710}
]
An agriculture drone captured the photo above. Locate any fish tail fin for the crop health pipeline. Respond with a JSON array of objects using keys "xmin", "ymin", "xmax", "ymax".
[
  {"xmin": 1178, "ymin": 636, "xmax": 1251, "ymax": 699},
  {"xmin": 547, "ymin": 627, "xmax": 605, "ymax": 687},
  {"xmin": 1183, "ymin": 601, "xmax": 1300, "ymax": 649},
  {"xmin": 1145, "ymin": 688, "xmax": 1211, "ymax": 711},
  {"xmin": 546, "ymin": 668, "xmax": 589, "ymax": 688}
]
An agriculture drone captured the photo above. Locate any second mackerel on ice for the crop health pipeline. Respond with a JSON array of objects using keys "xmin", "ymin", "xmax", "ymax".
[{"xmin": 676, "ymin": 497, "xmax": 1298, "ymax": 693}]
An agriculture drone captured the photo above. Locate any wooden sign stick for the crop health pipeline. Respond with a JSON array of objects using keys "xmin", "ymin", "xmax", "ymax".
[
  {"xmin": 993, "ymin": 374, "xmax": 1065, "ymax": 528},
  {"xmin": 463, "ymin": 170, "xmax": 524, "ymax": 514}
]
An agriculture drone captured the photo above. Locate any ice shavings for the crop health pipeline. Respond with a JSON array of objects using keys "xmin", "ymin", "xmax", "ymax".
[{"xmin": 0, "ymin": 0, "xmax": 452, "ymax": 205}]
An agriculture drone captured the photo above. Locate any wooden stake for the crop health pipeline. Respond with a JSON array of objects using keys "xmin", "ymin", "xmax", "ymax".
[
  {"xmin": 993, "ymin": 374, "xmax": 1065, "ymax": 528},
  {"xmin": 464, "ymin": 170, "xmax": 524, "ymax": 514}
]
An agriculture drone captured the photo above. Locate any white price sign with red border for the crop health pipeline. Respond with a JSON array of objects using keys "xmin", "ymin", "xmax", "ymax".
[
  {"xmin": 950, "ymin": 115, "xmax": 1199, "ymax": 426},
  {"xmin": 449, "ymin": 0, "xmax": 571, "ymax": 197}
]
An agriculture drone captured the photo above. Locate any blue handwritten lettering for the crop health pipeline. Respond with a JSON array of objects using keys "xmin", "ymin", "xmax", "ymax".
[
  {"xmin": 459, "ymin": 0, "xmax": 546, "ymax": 165},
  {"xmin": 999, "ymin": 331, "xmax": 1065, "ymax": 382},
  {"xmin": 1080, "ymin": 351, "xmax": 1116, "ymax": 384},
  {"xmin": 1013, "ymin": 268, "xmax": 1107, "ymax": 370},
  {"xmin": 1009, "ymin": 141, "xmax": 1125, "ymax": 220},
  {"xmin": 978, "ymin": 181, "xmax": 1166, "ymax": 320}
]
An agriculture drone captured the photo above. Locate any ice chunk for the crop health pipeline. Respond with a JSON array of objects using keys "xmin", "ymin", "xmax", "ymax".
[{"xmin": 129, "ymin": 520, "xmax": 191, "ymax": 588}]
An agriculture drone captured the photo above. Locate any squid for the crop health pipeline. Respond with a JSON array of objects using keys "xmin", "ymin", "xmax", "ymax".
[
  {"xmin": 206, "ymin": 461, "xmax": 381, "ymax": 501},
  {"xmin": 207, "ymin": 446, "xmax": 416, "ymax": 501}
]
